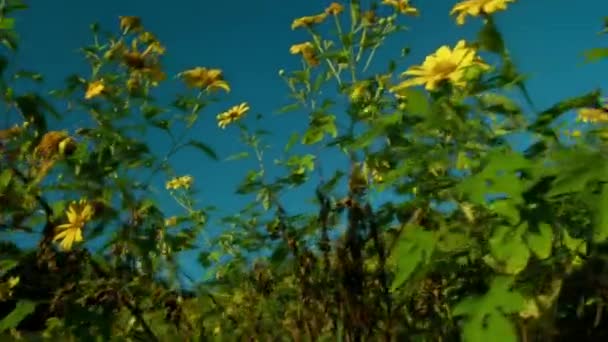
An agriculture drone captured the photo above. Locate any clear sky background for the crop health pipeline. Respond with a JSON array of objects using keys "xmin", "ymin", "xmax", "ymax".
[{"xmin": 8, "ymin": 0, "xmax": 608, "ymax": 283}]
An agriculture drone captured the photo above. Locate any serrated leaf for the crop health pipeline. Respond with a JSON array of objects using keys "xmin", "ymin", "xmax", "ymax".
[
  {"xmin": 490, "ymin": 199, "xmax": 520, "ymax": 225},
  {"xmin": 562, "ymin": 228, "xmax": 587, "ymax": 255},
  {"xmin": 530, "ymin": 90, "xmax": 601, "ymax": 134},
  {"xmin": 546, "ymin": 151, "xmax": 607, "ymax": 197},
  {"xmin": 390, "ymin": 226, "xmax": 436, "ymax": 291},
  {"xmin": 525, "ymin": 223, "xmax": 553, "ymax": 259},
  {"xmin": 488, "ymin": 225, "xmax": 530, "ymax": 274},
  {"xmin": 0, "ymin": 300, "xmax": 36, "ymax": 333},
  {"xmin": 461, "ymin": 313, "xmax": 517, "ymax": 342}
]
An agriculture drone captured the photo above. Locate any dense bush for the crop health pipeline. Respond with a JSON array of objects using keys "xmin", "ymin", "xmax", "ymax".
[{"xmin": 2, "ymin": 0, "xmax": 608, "ymax": 340}]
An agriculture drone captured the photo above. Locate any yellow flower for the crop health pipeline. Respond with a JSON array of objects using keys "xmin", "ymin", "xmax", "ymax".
[
  {"xmin": 451, "ymin": 0, "xmax": 515, "ymax": 25},
  {"xmin": 119, "ymin": 16, "xmax": 142, "ymax": 33},
  {"xmin": 180, "ymin": 67, "xmax": 230, "ymax": 92},
  {"xmin": 391, "ymin": 40, "xmax": 488, "ymax": 92},
  {"xmin": 291, "ymin": 13, "xmax": 328, "ymax": 30},
  {"xmin": 85, "ymin": 80, "xmax": 105, "ymax": 99},
  {"xmin": 362, "ymin": 10, "xmax": 377, "ymax": 26},
  {"xmin": 166, "ymin": 175, "xmax": 194, "ymax": 190},
  {"xmin": 382, "ymin": 0, "xmax": 419, "ymax": 16},
  {"xmin": 289, "ymin": 42, "xmax": 320, "ymax": 67},
  {"xmin": 144, "ymin": 65, "xmax": 167, "ymax": 83},
  {"xmin": 577, "ymin": 107, "xmax": 608, "ymax": 123},
  {"xmin": 0, "ymin": 125, "xmax": 23, "ymax": 140},
  {"xmin": 325, "ymin": 2, "xmax": 345, "ymax": 15},
  {"xmin": 350, "ymin": 81, "xmax": 371, "ymax": 101},
  {"xmin": 121, "ymin": 40, "xmax": 166, "ymax": 86},
  {"xmin": 35, "ymin": 131, "xmax": 71, "ymax": 159},
  {"xmin": 165, "ymin": 216, "xmax": 178, "ymax": 227},
  {"xmin": 217, "ymin": 102, "xmax": 249, "ymax": 129},
  {"xmin": 54, "ymin": 199, "xmax": 94, "ymax": 251}
]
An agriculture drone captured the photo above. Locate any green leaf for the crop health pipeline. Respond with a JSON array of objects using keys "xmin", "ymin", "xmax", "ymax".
[
  {"xmin": 350, "ymin": 126, "xmax": 384, "ymax": 149},
  {"xmin": 186, "ymin": 140, "xmax": 218, "ymax": 161},
  {"xmin": 390, "ymin": 226, "xmax": 436, "ymax": 291},
  {"xmin": 0, "ymin": 259, "xmax": 18, "ymax": 277},
  {"xmin": 285, "ymin": 132, "xmax": 300, "ymax": 152},
  {"xmin": 477, "ymin": 93, "xmax": 521, "ymax": 115},
  {"xmin": 276, "ymin": 103, "xmax": 301, "ymax": 114},
  {"xmin": 454, "ymin": 276, "xmax": 524, "ymax": 342},
  {"xmin": 463, "ymin": 313, "xmax": 518, "ymax": 342},
  {"xmin": 437, "ymin": 230, "xmax": 469, "ymax": 253},
  {"xmin": 0, "ymin": 300, "xmax": 36, "ymax": 333},
  {"xmin": 490, "ymin": 199, "xmax": 520, "ymax": 225},
  {"xmin": 584, "ymin": 47, "xmax": 608, "ymax": 62},
  {"xmin": 478, "ymin": 18, "xmax": 505, "ymax": 54},
  {"xmin": 0, "ymin": 169, "xmax": 12, "ymax": 192},
  {"xmin": 546, "ymin": 150, "xmax": 607, "ymax": 197},
  {"xmin": 15, "ymin": 94, "xmax": 48, "ymax": 134},
  {"xmin": 13, "ymin": 70, "xmax": 43, "ymax": 82},
  {"xmin": 225, "ymin": 151, "xmax": 249, "ymax": 161},
  {"xmin": 0, "ymin": 18, "xmax": 15, "ymax": 30},
  {"xmin": 487, "ymin": 225, "xmax": 530, "ymax": 274},
  {"xmin": 562, "ymin": 228, "xmax": 587, "ymax": 255},
  {"xmin": 529, "ymin": 90, "xmax": 601, "ymax": 134},
  {"xmin": 525, "ymin": 223, "xmax": 553, "ymax": 259},
  {"xmin": 312, "ymin": 72, "xmax": 326, "ymax": 92},
  {"xmin": 594, "ymin": 183, "xmax": 608, "ymax": 243},
  {"xmin": 401, "ymin": 88, "xmax": 430, "ymax": 116}
]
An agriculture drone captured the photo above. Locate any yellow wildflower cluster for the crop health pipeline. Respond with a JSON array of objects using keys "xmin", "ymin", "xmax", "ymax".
[
  {"xmin": 381, "ymin": 0, "xmax": 419, "ymax": 16},
  {"xmin": 289, "ymin": 42, "xmax": 320, "ymax": 67},
  {"xmin": 217, "ymin": 102, "xmax": 250, "ymax": 129},
  {"xmin": 166, "ymin": 175, "xmax": 194, "ymax": 190},
  {"xmin": 391, "ymin": 40, "xmax": 488, "ymax": 92},
  {"xmin": 85, "ymin": 16, "xmax": 167, "ymax": 98},
  {"xmin": 122, "ymin": 37, "xmax": 166, "ymax": 83},
  {"xmin": 179, "ymin": 67, "xmax": 230, "ymax": 92},
  {"xmin": 54, "ymin": 199, "xmax": 95, "ymax": 251}
]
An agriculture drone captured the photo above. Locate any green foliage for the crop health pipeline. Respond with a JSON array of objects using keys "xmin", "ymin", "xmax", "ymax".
[{"xmin": 1, "ymin": 2, "xmax": 608, "ymax": 341}]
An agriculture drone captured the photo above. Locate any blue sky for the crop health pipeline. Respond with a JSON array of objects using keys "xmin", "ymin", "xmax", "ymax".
[{"xmin": 7, "ymin": 0, "xmax": 608, "ymax": 283}]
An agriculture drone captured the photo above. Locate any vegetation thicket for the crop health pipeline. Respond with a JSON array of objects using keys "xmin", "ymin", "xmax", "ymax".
[{"xmin": 2, "ymin": 0, "xmax": 608, "ymax": 341}]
